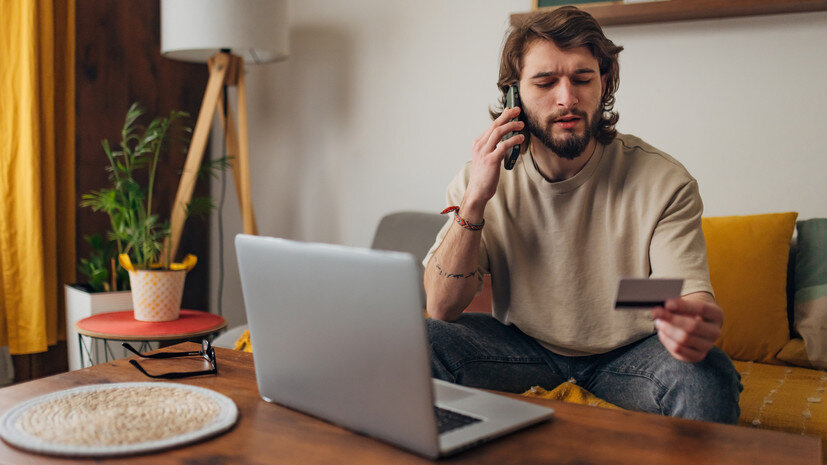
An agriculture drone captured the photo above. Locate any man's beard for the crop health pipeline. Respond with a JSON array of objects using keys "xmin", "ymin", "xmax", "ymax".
[{"xmin": 525, "ymin": 104, "xmax": 602, "ymax": 160}]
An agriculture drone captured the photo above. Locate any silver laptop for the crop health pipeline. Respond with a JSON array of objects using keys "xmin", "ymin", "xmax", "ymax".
[{"xmin": 235, "ymin": 234, "xmax": 553, "ymax": 459}]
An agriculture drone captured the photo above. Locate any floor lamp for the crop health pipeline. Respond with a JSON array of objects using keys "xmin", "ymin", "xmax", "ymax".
[{"xmin": 160, "ymin": 0, "xmax": 289, "ymax": 259}]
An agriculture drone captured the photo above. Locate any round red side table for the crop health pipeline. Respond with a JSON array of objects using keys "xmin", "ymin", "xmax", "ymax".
[{"xmin": 74, "ymin": 310, "xmax": 227, "ymax": 368}]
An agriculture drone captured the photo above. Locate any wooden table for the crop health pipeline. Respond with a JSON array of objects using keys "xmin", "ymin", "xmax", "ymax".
[{"xmin": 0, "ymin": 343, "xmax": 820, "ymax": 464}]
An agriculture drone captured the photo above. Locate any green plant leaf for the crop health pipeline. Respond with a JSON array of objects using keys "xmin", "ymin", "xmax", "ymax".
[
  {"xmin": 186, "ymin": 196, "xmax": 216, "ymax": 219},
  {"xmin": 198, "ymin": 156, "xmax": 231, "ymax": 180},
  {"xmin": 80, "ymin": 101, "xmax": 202, "ymax": 272}
]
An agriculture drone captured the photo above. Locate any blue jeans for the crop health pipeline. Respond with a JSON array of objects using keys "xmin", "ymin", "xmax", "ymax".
[{"xmin": 427, "ymin": 313, "xmax": 742, "ymax": 424}]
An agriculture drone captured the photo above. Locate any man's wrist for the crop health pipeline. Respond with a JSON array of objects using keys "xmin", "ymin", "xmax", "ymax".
[{"xmin": 459, "ymin": 197, "xmax": 486, "ymax": 223}]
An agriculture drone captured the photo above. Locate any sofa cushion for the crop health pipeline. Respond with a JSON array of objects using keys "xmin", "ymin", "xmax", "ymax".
[
  {"xmin": 702, "ymin": 212, "xmax": 798, "ymax": 363},
  {"xmin": 793, "ymin": 218, "xmax": 827, "ymax": 369},
  {"xmin": 732, "ymin": 360, "xmax": 827, "ymax": 460}
]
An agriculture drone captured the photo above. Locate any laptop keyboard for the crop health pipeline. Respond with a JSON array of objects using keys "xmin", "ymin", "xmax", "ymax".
[{"xmin": 434, "ymin": 406, "xmax": 482, "ymax": 434}]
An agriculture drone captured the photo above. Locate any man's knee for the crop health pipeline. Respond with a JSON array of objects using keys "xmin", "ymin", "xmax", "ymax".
[
  {"xmin": 426, "ymin": 315, "xmax": 495, "ymax": 383},
  {"xmin": 425, "ymin": 314, "xmax": 564, "ymax": 392},
  {"xmin": 426, "ymin": 313, "xmax": 503, "ymax": 356},
  {"xmin": 426, "ymin": 316, "xmax": 461, "ymax": 348},
  {"xmin": 661, "ymin": 346, "xmax": 742, "ymax": 424},
  {"xmin": 426, "ymin": 317, "xmax": 454, "ymax": 378}
]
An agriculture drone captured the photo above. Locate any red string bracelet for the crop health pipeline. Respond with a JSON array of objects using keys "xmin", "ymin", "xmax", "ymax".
[{"xmin": 441, "ymin": 206, "xmax": 484, "ymax": 231}]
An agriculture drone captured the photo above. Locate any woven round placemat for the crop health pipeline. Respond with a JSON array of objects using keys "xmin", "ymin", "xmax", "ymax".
[{"xmin": 0, "ymin": 382, "xmax": 237, "ymax": 457}]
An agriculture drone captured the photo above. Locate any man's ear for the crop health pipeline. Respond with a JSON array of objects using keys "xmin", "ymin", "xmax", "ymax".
[{"xmin": 601, "ymin": 73, "xmax": 609, "ymax": 99}]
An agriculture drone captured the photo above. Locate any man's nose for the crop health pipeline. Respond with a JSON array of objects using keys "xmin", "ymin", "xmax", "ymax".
[{"xmin": 557, "ymin": 81, "xmax": 579, "ymax": 109}]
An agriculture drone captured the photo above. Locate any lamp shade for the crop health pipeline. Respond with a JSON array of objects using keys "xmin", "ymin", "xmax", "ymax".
[{"xmin": 161, "ymin": 0, "xmax": 289, "ymax": 64}]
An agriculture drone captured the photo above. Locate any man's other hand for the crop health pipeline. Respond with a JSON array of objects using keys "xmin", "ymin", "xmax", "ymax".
[{"xmin": 651, "ymin": 292, "xmax": 723, "ymax": 363}]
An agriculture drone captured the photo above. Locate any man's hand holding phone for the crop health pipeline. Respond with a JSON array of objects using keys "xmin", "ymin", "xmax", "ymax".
[{"xmin": 463, "ymin": 105, "xmax": 525, "ymax": 219}]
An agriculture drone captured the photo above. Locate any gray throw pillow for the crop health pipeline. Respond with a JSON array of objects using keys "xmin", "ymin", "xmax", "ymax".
[{"xmin": 793, "ymin": 218, "xmax": 827, "ymax": 369}]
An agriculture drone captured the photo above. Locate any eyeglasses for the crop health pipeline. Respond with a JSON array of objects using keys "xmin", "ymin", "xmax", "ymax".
[{"xmin": 122, "ymin": 339, "xmax": 217, "ymax": 379}]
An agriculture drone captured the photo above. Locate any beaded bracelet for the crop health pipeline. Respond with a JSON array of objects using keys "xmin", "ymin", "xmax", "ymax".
[{"xmin": 441, "ymin": 206, "xmax": 485, "ymax": 231}]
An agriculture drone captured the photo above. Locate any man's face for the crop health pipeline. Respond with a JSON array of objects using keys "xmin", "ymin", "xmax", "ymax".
[{"xmin": 518, "ymin": 40, "xmax": 606, "ymax": 159}]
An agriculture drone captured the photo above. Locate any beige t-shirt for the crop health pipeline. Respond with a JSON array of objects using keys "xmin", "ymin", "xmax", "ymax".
[{"xmin": 424, "ymin": 134, "xmax": 714, "ymax": 356}]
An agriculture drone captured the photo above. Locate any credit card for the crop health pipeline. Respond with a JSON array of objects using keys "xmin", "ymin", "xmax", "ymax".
[{"xmin": 614, "ymin": 278, "xmax": 684, "ymax": 310}]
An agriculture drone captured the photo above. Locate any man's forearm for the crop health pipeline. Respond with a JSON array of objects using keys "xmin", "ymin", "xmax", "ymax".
[
  {"xmin": 424, "ymin": 200, "xmax": 486, "ymax": 321},
  {"xmin": 682, "ymin": 291, "xmax": 716, "ymax": 305}
]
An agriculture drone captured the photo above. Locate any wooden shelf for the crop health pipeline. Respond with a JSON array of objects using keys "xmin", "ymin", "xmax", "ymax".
[{"xmin": 511, "ymin": 0, "xmax": 827, "ymax": 27}]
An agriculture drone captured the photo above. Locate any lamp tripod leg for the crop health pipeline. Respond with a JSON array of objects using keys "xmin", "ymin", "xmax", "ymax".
[
  {"xmin": 164, "ymin": 53, "xmax": 230, "ymax": 261},
  {"xmin": 235, "ymin": 64, "xmax": 257, "ymax": 235},
  {"xmin": 217, "ymin": 95, "xmax": 257, "ymax": 231},
  {"xmin": 165, "ymin": 52, "xmax": 258, "ymax": 262}
]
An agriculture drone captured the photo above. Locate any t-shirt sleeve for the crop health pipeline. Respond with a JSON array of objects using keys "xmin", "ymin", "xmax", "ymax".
[
  {"xmin": 422, "ymin": 166, "xmax": 489, "ymax": 292},
  {"xmin": 649, "ymin": 180, "xmax": 714, "ymax": 297}
]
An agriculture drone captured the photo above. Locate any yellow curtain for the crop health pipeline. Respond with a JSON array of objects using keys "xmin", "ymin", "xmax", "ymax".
[{"xmin": 0, "ymin": 0, "xmax": 75, "ymax": 355}]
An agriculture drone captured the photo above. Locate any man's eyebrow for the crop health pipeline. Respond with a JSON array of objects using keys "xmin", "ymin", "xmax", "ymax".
[{"xmin": 529, "ymin": 68, "xmax": 597, "ymax": 79}]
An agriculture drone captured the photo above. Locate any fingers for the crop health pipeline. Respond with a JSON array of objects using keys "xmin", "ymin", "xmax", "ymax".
[
  {"xmin": 485, "ymin": 107, "xmax": 523, "ymax": 147},
  {"xmin": 656, "ymin": 329, "xmax": 707, "ymax": 363},
  {"xmin": 485, "ymin": 121, "xmax": 525, "ymax": 155},
  {"xmin": 653, "ymin": 301, "xmax": 722, "ymax": 363},
  {"xmin": 654, "ymin": 316, "xmax": 717, "ymax": 352},
  {"xmin": 652, "ymin": 307, "xmax": 721, "ymax": 343},
  {"xmin": 490, "ymin": 133, "xmax": 524, "ymax": 162},
  {"xmin": 475, "ymin": 107, "xmax": 523, "ymax": 154},
  {"xmin": 494, "ymin": 106, "xmax": 521, "ymax": 125},
  {"xmin": 473, "ymin": 132, "xmax": 524, "ymax": 167},
  {"xmin": 661, "ymin": 298, "xmax": 723, "ymax": 324}
]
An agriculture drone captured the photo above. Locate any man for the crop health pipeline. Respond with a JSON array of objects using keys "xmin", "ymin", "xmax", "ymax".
[{"xmin": 422, "ymin": 6, "xmax": 742, "ymax": 423}]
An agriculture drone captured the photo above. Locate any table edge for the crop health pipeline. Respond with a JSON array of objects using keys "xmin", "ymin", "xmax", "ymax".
[{"xmin": 75, "ymin": 322, "xmax": 228, "ymax": 341}]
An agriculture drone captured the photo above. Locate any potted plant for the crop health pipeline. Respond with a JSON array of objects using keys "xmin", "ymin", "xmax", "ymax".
[
  {"xmin": 64, "ymin": 234, "xmax": 133, "ymax": 370},
  {"xmin": 81, "ymin": 103, "xmax": 214, "ymax": 322}
]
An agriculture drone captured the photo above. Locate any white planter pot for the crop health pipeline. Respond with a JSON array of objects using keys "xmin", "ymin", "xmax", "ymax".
[{"xmin": 64, "ymin": 284, "xmax": 133, "ymax": 371}]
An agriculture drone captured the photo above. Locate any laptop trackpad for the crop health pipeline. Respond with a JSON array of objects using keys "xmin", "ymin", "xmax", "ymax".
[{"xmin": 433, "ymin": 380, "xmax": 474, "ymax": 403}]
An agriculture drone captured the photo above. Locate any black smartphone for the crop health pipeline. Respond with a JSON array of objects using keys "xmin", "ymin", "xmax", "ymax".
[{"xmin": 503, "ymin": 85, "xmax": 522, "ymax": 170}]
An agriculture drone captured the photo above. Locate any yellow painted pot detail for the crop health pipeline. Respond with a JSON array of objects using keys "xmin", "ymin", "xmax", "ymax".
[{"xmin": 128, "ymin": 270, "xmax": 187, "ymax": 322}]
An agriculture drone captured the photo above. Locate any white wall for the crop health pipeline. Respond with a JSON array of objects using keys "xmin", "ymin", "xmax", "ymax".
[
  {"xmin": 607, "ymin": 12, "xmax": 827, "ymax": 219},
  {"xmin": 211, "ymin": 2, "xmax": 827, "ymax": 328}
]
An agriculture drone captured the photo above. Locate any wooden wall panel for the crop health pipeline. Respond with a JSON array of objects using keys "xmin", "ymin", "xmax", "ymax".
[
  {"xmin": 12, "ymin": 342, "xmax": 67, "ymax": 383},
  {"xmin": 74, "ymin": 0, "xmax": 210, "ymax": 309}
]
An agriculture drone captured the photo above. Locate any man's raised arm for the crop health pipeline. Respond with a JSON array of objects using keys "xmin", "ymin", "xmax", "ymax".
[{"xmin": 424, "ymin": 107, "xmax": 524, "ymax": 321}]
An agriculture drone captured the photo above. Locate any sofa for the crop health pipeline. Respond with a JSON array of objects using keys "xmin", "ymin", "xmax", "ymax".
[{"xmin": 223, "ymin": 211, "xmax": 827, "ymax": 461}]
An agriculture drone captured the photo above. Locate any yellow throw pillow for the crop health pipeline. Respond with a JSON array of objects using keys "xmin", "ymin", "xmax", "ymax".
[
  {"xmin": 776, "ymin": 338, "xmax": 813, "ymax": 368},
  {"xmin": 702, "ymin": 212, "xmax": 797, "ymax": 363}
]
